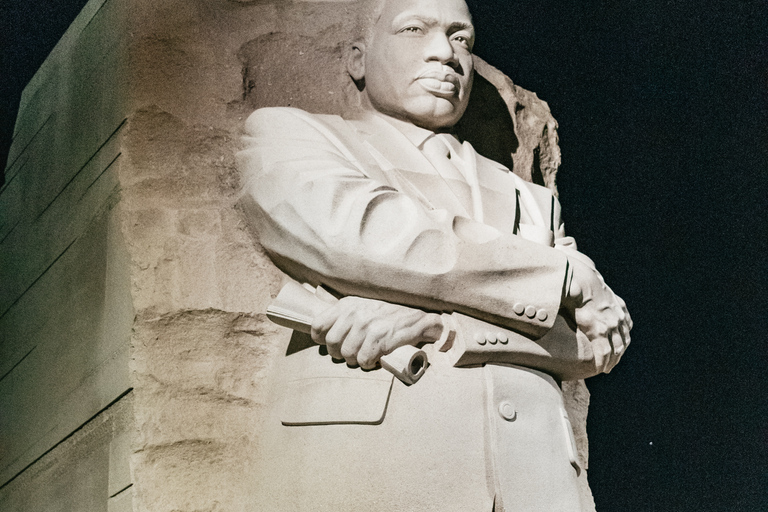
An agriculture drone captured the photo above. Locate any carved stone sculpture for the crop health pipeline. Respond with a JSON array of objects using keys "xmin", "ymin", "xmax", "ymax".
[{"xmin": 236, "ymin": 0, "xmax": 632, "ymax": 510}]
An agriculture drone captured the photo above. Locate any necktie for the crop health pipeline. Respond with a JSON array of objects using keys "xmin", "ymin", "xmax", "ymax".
[{"xmin": 421, "ymin": 134, "xmax": 466, "ymax": 182}]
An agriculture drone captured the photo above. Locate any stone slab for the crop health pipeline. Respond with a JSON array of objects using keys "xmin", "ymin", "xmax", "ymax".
[
  {"xmin": 108, "ymin": 487, "xmax": 134, "ymax": 512},
  {"xmin": 0, "ymin": 127, "xmax": 123, "ymax": 319},
  {"xmin": 0, "ymin": 205, "xmax": 132, "ymax": 486},
  {"xmin": 108, "ymin": 422, "xmax": 132, "ymax": 498},
  {"xmin": 0, "ymin": 394, "xmax": 132, "ymax": 512},
  {"xmin": 0, "ymin": 1, "xmax": 597, "ymax": 511},
  {"xmin": 8, "ymin": 0, "xmax": 128, "ymax": 180}
]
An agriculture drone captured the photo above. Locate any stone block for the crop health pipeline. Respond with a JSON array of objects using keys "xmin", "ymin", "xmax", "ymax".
[
  {"xmin": 125, "ymin": 0, "xmax": 279, "ymax": 130},
  {"xmin": 0, "ymin": 394, "xmax": 132, "ymax": 512},
  {"xmin": 108, "ymin": 487, "xmax": 133, "ymax": 512},
  {"xmin": 235, "ymin": 0, "xmax": 368, "ymax": 117},
  {"xmin": 131, "ymin": 310, "xmax": 285, "ymax": 416},
  {"xmin": 121, "ymin": 204, "xmax": 279, "ymax": 316},
  {"xmin": 131, "ymin": 439, "xmax": 254, "ymax": 512},
  {"xmin": 129, "ymin": 310, "xmax": 286, "ymax": 512},
  {"xmin": 239, "ymin": 30, "xmax": 361, "ymax": 117},
  {"xmin": 0, "ymin": 130, "xmax": 122, "ymax": 318},
  {"xmin": 0, "ymin": 206, "xmax": 132, "ymax": 485},
  {"xmin": 119, "ymin": 108, "xmax": 240, "ymax": 208},
  {"xmin": 6, "ymin": 0, "xmax": 129, "ymax": 217},
  {"xmin": 214, "ymin": 207, "xmax": 284, "ymax": 314}
]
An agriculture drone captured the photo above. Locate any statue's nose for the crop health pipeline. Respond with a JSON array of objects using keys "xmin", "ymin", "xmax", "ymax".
[{"xmin": 424, "ymin": 33, "xmax": 458, "ymax": 68}]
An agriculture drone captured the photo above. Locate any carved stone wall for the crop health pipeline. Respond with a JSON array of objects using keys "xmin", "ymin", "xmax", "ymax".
[{"xmin": 0, "ymin": 0, "xmax": 592, "ymax": 510}]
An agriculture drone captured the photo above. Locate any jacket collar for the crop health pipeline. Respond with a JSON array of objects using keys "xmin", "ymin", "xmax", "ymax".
[{"xmin": 372, "ymin": 112, "xmax": 435, "ymax": 148}]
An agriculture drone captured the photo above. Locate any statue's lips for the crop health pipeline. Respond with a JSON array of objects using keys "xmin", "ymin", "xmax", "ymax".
[{"xmin": 415, "ymin": 73, "xmax": 460, "ymax": 97}]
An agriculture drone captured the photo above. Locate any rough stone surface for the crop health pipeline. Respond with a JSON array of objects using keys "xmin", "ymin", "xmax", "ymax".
[
  {"xmin": 460, "ymin": 56, "xmax": 562, "ymax": 192},
  {"xmin": 130, "ymin": 310, "xmax": 284, "ymax": 512},
  {"xmin": 239, "ymin": 30, "xmax": 360, "ymax": 117},
  {"xmin": 1, "ymin": 0, "xmax": 594, "ymax": 509}
]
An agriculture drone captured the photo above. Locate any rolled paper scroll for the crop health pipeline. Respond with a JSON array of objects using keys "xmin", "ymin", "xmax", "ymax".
[
  {"xmin": 266, "ymin": 281, "xmax": 429, "ymax": 385},
  {"xmin": 378, "ymin": 344, "xmax": 427, "ymax": 385}
]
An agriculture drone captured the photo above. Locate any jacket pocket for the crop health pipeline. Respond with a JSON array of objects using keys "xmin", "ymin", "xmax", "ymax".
[
  {"xmin": 280, "ymin": 374, "xmax": 394, "ymax": 426},
  {"xmin": 278, "ymin": 346, "xmax": 395, "ymax": 426}
]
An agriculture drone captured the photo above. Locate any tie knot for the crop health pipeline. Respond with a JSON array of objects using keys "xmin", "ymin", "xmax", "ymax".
[
  {"xmin": 421, "ymin": 134, "xmax": 450, "ymax": 159},
  {"xmin": 437, "ymin": 133, "xmax": 463, "ymax": 155},
  {"xmin": 422, "ymin": 133, "xmax": 462, "ymax": 160}
]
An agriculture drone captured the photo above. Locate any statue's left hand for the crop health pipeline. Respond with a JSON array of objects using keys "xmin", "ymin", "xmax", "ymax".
[
  {"xmin": 311, "ymin": 297, "xmax": 445, "ymax": 370},
  {"xmin": 563, "ymin": 258, "xmax": 633, "ymax": 373}
]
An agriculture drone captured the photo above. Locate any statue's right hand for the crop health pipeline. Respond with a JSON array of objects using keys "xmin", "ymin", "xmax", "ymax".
[
  {"xmin": 310, "ymin": 297, "xmax": 444, "ymax": 371},
  {"xmin": 563, "ymin": 259, "xmax": 632, "ymax": 373}
]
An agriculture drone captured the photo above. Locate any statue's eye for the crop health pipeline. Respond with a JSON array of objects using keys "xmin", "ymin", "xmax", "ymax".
[{"xmin": 451, "ymin": 33, "xmax": 472, "ymax": 49}]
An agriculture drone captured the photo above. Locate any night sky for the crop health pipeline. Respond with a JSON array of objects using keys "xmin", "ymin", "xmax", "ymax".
[{"xmin": 1, "ymin": 0, "xmax": 766, "ymax": 510}]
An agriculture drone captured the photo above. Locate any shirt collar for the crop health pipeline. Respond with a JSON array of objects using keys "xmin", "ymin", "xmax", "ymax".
[{"xmin": 373, "ymin": 112, "xmax": 438, "ymax": 148}]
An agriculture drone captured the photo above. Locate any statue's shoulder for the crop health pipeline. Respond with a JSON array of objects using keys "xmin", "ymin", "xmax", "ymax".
[
  {"xmin": 473, "ymin": 150, "xmax": 510, "ymax": 174},
  {"xmin": 241, "ymin": 108, "xmax": 373, "ymax": 169},
  {"xmin": 244, "ymin": 107, "xmax": 352, "ymax": 138}
]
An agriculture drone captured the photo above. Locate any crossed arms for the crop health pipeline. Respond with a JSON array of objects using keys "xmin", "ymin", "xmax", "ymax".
[{"xmin": 237, "ymin": 107, "xmax": 631, "ymax": 380}]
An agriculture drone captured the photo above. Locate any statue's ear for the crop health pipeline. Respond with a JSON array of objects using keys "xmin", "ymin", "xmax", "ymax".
[{"xmin": 347, "ymin": 41, "xmax": 366, "ymax": 82}]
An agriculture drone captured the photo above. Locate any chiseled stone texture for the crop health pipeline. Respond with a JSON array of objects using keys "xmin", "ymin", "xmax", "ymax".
[
  {"xmin": 460, "ymin": 57, "xmax": 562, "ymax": 191},
  {"xmin": 1, "ymin": 0, "xmax": 595, "ymax": 510},
  {"xmin": 130, "ymin": 310, "xmax": 284, "ymax": 512}
]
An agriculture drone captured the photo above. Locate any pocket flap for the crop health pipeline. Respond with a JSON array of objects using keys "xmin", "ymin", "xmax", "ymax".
[{"xmin": 280, "ymin": 374, "xmax": 394, "ymax": 426}]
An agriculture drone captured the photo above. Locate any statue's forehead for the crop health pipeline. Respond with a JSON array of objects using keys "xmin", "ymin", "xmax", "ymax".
[{"xmin": 376, "ymin": 0, "xmax": 473, "ymax": 26}]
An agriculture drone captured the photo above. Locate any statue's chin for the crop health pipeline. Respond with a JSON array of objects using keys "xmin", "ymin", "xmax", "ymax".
[{"xmin": 402, "ymin": 97, "xmax": 467, "ymax": 130}]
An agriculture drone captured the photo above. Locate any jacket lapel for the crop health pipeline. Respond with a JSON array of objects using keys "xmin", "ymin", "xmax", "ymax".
[
  {"xmin": 349, "ymin": 115, "xmax": 474, "ymax": 218},
  {"xmin": 335, "ymin": 113, "xmax": 554, "ymax": 242},
  {"xmin": 352, "ymin": 114, "xmax": 435, "ymax": 175},
  {"xmin": 463, "ymin": 144, "xmax": 520, "ymax": 235}
]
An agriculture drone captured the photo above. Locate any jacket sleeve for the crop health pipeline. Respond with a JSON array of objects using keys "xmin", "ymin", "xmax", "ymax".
[
  {"xmin": 237, "ymin": 107, "xmax": 569, "ymax": 338},
  {"xmin": 444, "ymin": 312, "xmax": 601, "ymax": 380}
]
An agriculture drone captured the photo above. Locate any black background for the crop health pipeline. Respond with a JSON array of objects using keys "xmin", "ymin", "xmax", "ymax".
[{"xmin": 1, "ymin": 0, "xmax": 766, "ymax": 510}]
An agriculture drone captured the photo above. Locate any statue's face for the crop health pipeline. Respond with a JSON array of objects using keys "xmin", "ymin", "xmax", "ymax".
[{"xmin": 356, "ymin": 0, "xmax": 475, "ymax": 130}]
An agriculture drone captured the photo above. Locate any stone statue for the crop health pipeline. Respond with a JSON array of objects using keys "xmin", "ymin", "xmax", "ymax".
[{"xmin": 236, "ymin": 0, "xmax": 632, "ymax": 510}]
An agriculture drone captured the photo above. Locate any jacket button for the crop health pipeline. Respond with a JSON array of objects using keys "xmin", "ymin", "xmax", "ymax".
[
  {"xmin": 485, "ymin": 332, "xmax": 497, "ymax": 345},
  {"xmin": 525, "ymin": 305, "xmax": 536, "ymax": 318},
  {"xmin": 474, "ymin": 333, "xmax": 486, "ymax": 345},
  {"xmin": 496, "ymin": 332, "xmax": 508, "ymax": 344},
  {"xmin": 498, "ymin": 401, "xmax": 516, "ymax": 421},
  {"xmin": 513, "ymin": 303, "xmax": 525, "ymax": 315},
  {"xmin": 536, "ymin": 309, "xmax": 548, "ymax": 322}
]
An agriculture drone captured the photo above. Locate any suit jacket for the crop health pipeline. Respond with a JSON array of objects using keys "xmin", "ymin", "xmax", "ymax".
[{"xmin": 237, "ymin": 107, "xmax": 598, "ymax": 511}]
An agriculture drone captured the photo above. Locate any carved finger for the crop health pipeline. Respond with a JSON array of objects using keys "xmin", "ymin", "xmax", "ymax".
[
  {"xmin": 324, "ymin": 315, "xmax": 353, "ymax": 361},
  {"xmin": 339, "ymin": 323, "xmax": 366, "ymax": 367},
  {"xmin": 310, "ymin": 306, "xmax": 340, "ymax": 346},
  {"xmin": 591, "ymin": 333, "xmax": 612, "ymax": 374},
  {"xmin": 357, "ymin": 333, "xmax": 384, "ymax": 370},
  {"xmin": 606, "ymin": 329, "xmax": 624, "ymax": 372},
  {"xmin": 620, "ymin": 318, "xmax": 632, "ymax": 348}
]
